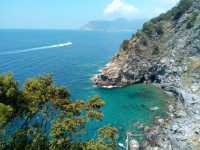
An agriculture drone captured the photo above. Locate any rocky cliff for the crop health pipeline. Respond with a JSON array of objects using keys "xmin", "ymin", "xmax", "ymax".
[{"xmin": 94, "ymin": 0, "xmax": 200, "ymax": 149}]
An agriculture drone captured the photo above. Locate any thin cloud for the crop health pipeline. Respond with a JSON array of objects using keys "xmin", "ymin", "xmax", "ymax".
[{"xmin": 104, "ymin": 0, "xmax": 139, "ymax": 19}]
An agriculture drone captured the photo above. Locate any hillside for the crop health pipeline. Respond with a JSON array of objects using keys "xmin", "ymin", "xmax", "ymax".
[
  {"xmin": 81, "ymin": 18, "xmax": 146, "ymax": 32},
  {"xmin": 94, "ymin": 0, "xmax": 200, "ymax": 149}
]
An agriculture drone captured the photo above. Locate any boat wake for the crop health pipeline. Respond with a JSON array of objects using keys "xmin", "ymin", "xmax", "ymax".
[{"xmin": 0, "ymin": 42, "xmax": 72, "ymax": 55}]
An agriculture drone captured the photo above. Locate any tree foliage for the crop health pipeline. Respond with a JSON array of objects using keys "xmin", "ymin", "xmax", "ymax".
[
  {"xmin": 172, "ymin": 0, "xmax": 193, "ymax": 20},
  {"xmin": 0, "ymin": 73, "xmax": 20, "ymax": 108},
  {"xmin": 186, "ymin": 12, "xmax": 198, "ymax": 29},
  {"xmin": 2, "ymin": 127, "xmax": 49, "ymax": 150},
  {"xmin": 0, "ymin": 73, "xmax": 118, "ymax": 150},
  {"xmin": 143, "ymin": 21, "xmax": 164, "ymax": 38},
  {"xmin": 0, "ymin": 103, "xmax": 13, "ymax": 127}
]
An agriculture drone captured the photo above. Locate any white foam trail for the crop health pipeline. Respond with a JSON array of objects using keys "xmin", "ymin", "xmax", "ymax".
[{"xmin": 0, "ymin": 42, "xmax": 72, "ymax": 55}]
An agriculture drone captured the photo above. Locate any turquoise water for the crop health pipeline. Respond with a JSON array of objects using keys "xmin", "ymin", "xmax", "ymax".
[
  {"xmin": 0, "ymin": 29, "xmax": 169, "ymax": 143},
  {"xmin": 89, "ymin": 84, "xmax": 168, "ymax": 142}
]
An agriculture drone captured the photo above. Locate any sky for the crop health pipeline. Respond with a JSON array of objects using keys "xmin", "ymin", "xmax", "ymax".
[{"xmin": 0, "ymin": 0, "xmax": 180, "ymax": 29}]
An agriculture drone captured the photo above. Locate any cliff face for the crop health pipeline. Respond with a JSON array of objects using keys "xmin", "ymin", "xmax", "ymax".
[
  {"xmin": 94, "ymin": 0, "xmax": 200, "ymax": 89},
  {"xmin": 94, "ymin": 0, "xmax": 200, "ymax": 149}
]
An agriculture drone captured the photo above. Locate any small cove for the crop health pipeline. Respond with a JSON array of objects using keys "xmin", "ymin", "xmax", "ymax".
[{"xmin": 90, "ymin": 84, "xmax": 170, "ymax": 143}]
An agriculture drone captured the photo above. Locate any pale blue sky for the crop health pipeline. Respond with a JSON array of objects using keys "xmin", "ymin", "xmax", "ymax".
[{"xmin": 0, "ymin": 0, "xmax": 180, "ymax": 29}]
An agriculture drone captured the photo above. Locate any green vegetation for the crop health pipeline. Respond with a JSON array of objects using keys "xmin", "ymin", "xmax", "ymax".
[
  {"xmin": 153, "ymin": 0, "xmax": 193, "ymax": 21},
  {"xmin": 2, "ymin": 127, "xmax": 49, "ymax": 150},
  {"xmin": 152, "ymin": 45, "xmax": 160, "ymax": 55},
  {"xmin": 142, "ymin": 21, "xmax": 164, "ymax": 38},
  {"xmin": 138, "ymin": 0, "xmax": 194, "ymax": 39},
  {"xmin": 135, "ymin": 32, "xmax": 149, "ymax": 46},
  {"xmin": 172, "ymin": 0, "xmax": 193, "ymax": 20},
  {"xmin": 0, "ymin": 74, "xmax": 21, "ymax": 108},
  {"xmin": 0, "ymin": 74, "xmax": 117, "ymax": 150},
  {"xmin": 139, "ymin": 33, "xmax": 148, "ymax": 46},
  {"xmin": 142, "ymin": 22, "xmax": 155, "ymax": 36},
  {"xmin": 142, "ymin": 0, "xmax": 193, "ymax": 35},
  {"xmin": 186, "ymin": 12, "xmax": 198, "ymax": 29},
  {"xmin": 121, "ymin": 40, "xmax": 129, "ymax": 50},
  {"xmin": 0, "ymin": 103, "xmax": 13, "ymax": 126}
]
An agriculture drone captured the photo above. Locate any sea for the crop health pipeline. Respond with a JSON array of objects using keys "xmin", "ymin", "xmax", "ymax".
[{"xmin": 0, "ymin": 29, "xmax": 169, "ymax": 144}]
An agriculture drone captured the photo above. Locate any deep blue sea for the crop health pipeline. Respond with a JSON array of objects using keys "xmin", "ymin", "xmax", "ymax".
[{"xmin": 0, "ymin": 29, "xmax": 169, "ymax": 143}]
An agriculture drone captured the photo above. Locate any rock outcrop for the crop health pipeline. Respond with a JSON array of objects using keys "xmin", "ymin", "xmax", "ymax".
[{"xmin": 93, "ymin": 0, "xmax": 200, "ymax": 149}]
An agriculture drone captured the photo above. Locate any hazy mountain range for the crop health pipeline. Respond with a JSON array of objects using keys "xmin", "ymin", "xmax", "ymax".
[{"xmin": 81, "ymin": 18, "xmax": 146, "ymax": 32}]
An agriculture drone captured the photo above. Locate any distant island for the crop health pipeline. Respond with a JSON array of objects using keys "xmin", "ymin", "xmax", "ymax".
[{"xmin": 81, "ymin": 18, "xmax": 146, "ymax": 32}]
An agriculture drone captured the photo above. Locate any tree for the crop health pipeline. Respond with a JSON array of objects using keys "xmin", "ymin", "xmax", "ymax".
[
  {"xmin": 97, "ymin": 126, "xmax": 118, "ymax": 148},
  {"xmin": 0, "ymin": 103, "xmax": 13, "ymax": 127},
  {"xmin": 0, "ymin": 74, "xmax": 118, "ymax": 150},
  {"xmin": 6, "ymin": 127, "xmax": 49, "ymax": 150},
  {"xmin": 0, "ymin": 73, "xmax": 20, "ymax": 107}
]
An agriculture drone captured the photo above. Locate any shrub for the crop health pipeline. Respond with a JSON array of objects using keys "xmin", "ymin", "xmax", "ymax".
[
  {"xmin": 143, "ymin": 22, "xmax": 155, "ymax": 36},
  {"xmin": 150, "ymin": 0, "xmax": 193, "ymax": 23},
  {"xmin": 186, "ymin": 12, "xmax": 198, "ymax": 29},
  {"xmin": 0, "ymin": 103, "xmax": 13, "ymax": 126},
  {"xmin": 172, "ymin": 0, "xmax": 193, "ymax": 20},
  {"xmin": 121, "ymin": 40, "xmax": 129, "ymax": 50},
  {"xmin": 0, "ymin": 73, "xmax": 19, "ymax": 106},
  {"xmin": 142, "ymin": 21, "xmax": 164, "ymax": 37},
  {"xmin": 152, "ymin": 45, "xmax": 160, "ymax": 55}
]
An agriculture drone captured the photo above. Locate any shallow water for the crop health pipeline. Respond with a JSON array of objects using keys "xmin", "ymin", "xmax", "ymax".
[
  {"xmin": 89, "ymin": 84, "xmax": 169, "ymax": 142},
  {"xmin": 0, "ymin": 29, "xmax": 169, "ymax": 142}
]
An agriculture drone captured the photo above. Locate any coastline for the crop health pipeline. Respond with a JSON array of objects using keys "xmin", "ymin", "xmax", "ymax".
[
  {"xmin": 144, "ymin": 81, "xmax": 200, "ymax": 149},
  {"xmin": 93, "ymin": 73, "xmax": 200, "ymax": 149},
  {"xmin": 92, "ymin": 55, "xmax": 200, "ymax": 149}
]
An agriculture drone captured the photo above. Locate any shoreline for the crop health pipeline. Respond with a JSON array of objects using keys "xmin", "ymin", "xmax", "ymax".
[
  {"xmin": 92, "ymin": 75, "xmax": 178, "ymax": 147},
  {"xmin": 93, "ymin": 72, "xmax": 200, "ymax": 149},
  {"xmin": 134, "ymin": 80, "xmax": 200, "ymax": 149},
  {"xmin": 151, "ymin": 82, "xmax": 200, "ymax": 149}
]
